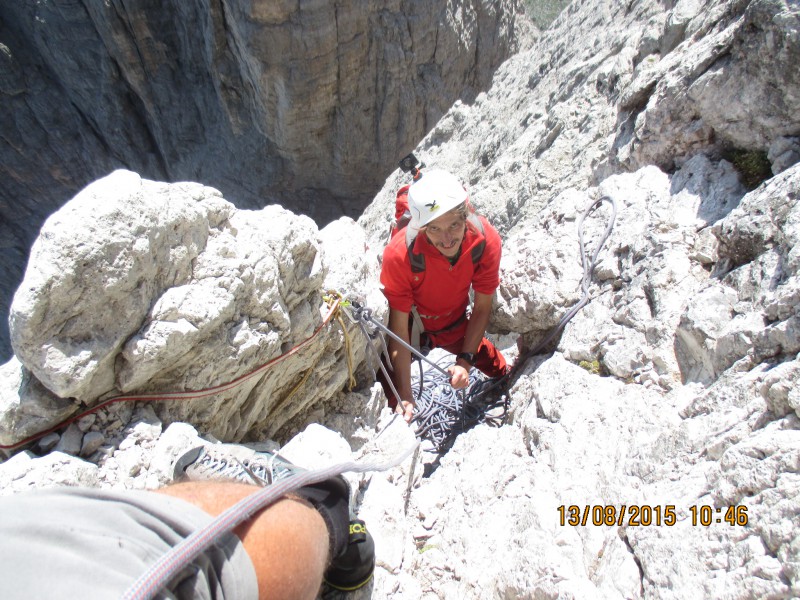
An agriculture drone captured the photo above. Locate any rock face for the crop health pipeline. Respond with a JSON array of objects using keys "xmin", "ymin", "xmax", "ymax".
[
  {"xmin": 352, "ymin": 0, "xmax": 800, "ymax": 597},
  {"xmin": 360, "ymin": 0, "xmax": 800, "ymax": 242},
  {"xmin": 0, "ymin": 0, "xmax": 521, "ymax": 361},
  {"xmin": 2, "ymin": 1, "xmax": 800, "ymax": 599}
]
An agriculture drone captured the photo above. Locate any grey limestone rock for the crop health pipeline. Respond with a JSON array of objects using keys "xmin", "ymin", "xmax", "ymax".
[
  {"xmin": 53, "ymin": 423, "xmax": 84, "ymax": 457},
  {"xmin": 79, "ymin": 432, "xmax": 105, "ymax": 458},
  {"xmin": 10, "ymin": 170, "xmax": 227, "ymax": 401},
  {"xmin": 0, "ymin": 451, "xmax": 100, "ymax": 496},
  {"xmin": 2, "ymin": 1, "xmax": 800, "ymax": 599},
  {"xmin": 0, "ymin": 357, "xmax": 78, "ymax": 448}
]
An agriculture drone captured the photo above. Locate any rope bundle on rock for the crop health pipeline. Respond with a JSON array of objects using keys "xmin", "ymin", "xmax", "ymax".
[{"xmin": 410, "ymin": 361, "xmax": 509, "ymax": 453}]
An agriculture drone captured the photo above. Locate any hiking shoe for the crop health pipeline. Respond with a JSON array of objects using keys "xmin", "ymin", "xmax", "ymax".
[
  {"xmin": 324, "ymin": 519, "xmax": 375, "ymax": 592},
  {"xmin": 172, "ymin": 444, "xmax": 302, "ymax": 486},
  {"xmin": 172, "ymin": 444, "xmax": 355, "ymax": 561}
]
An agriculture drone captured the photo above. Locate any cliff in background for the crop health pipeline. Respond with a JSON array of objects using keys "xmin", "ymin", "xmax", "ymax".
[
  {"xmin": 0, "ymin": 0, "xmax": 521, "ymax": 361},
  {"xmin": 2, "ymin": 0, "xmax": 800, "ymax": 598}
]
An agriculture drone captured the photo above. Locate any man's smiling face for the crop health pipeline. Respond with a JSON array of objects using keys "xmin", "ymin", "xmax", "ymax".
[{"xmin": 424, "ymin": 210, "xmax": 467, "ymax": 258}]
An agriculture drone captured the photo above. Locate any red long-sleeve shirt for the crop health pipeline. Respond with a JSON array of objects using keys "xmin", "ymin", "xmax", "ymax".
[{"xmin": 380, "ymin": 214, "xmax": 502, "ymax": 346}]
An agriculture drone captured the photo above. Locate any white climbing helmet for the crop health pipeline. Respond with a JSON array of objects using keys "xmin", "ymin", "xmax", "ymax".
[{"xmin": 407, "ymin": 170, "xmax": 468, "ymax": 228}]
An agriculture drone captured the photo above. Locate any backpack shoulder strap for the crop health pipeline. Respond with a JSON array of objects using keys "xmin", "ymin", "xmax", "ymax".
[
  {"xmin": 405, "ymin": 227, "xmax": 425, "ymax": 273},
  {"xmin": 468, "ymin": 214, "xmax": 485, "ymax": 265}
]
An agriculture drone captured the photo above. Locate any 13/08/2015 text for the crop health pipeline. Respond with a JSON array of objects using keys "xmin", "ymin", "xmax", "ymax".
[{"xmin": 557, "ymin": 505, "xmax": 749, "ymax": 527}]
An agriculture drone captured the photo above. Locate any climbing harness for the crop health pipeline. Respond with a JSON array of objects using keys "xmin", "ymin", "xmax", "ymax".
[{"xmin": 121, "ymin": 437, "xmax": 420, "ymax": 600}]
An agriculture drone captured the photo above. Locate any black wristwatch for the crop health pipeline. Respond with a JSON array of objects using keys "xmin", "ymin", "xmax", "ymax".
[{"xmin": 456, "ymin": 352, "xmax": 476, "ymax": 366}]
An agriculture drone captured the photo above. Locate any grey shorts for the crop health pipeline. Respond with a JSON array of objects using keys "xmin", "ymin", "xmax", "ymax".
[{"xmin": 0, "ymin": 486, "xmax": 258, "ymax": 600}]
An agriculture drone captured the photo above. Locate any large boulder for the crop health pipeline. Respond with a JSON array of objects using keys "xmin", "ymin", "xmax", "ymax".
[{"xmin": 2, "ymin": 170, "xmax": 371, "ymax": 447}]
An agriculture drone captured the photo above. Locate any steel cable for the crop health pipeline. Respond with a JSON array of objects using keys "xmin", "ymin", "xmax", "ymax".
[{"xmin": 517, "ymin": 194, "xmax": 617, "ymax": 360}]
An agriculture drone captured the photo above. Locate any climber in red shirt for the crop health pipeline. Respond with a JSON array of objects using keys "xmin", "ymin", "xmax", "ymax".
[{"xmin": 380, "ymin": 169, "xmax": 509, "ymax": 422}]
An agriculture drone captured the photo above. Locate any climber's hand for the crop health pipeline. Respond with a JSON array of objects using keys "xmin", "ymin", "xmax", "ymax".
[
  {"xmin": 447, "ymin": 365, "xmax": 470, "ymax": 389},
  {"xmin": 396, "ymin": 398, "xmax": 416, "ymax": 423}
]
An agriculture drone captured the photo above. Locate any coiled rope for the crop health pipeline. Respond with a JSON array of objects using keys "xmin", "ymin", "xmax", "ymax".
[{"xmin": 408, "ymin": 357, "xmax": 509, "ymax": 452}]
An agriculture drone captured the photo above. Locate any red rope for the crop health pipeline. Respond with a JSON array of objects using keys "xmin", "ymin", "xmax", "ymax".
[{"xmin": 0, "ymin": 299, "xmax": 342, "ymax": 452}]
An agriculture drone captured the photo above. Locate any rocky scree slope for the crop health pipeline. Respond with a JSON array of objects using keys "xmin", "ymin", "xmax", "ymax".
[{"xmin": 2, "ymin": 0, "xmax": 800, "ymax": 599}]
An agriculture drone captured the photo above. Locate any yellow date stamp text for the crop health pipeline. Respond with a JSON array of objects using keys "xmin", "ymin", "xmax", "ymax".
[{"xmin": 557, "ymin": 504, "xmax": 749, "ymax": 527}]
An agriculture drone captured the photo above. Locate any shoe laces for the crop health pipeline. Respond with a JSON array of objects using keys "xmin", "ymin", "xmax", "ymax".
[{"xmin": 197, "ymin": 448, "xmax": 299, "ymax": 486}]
